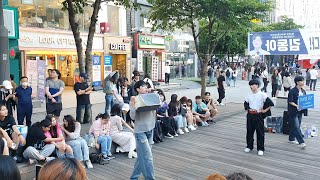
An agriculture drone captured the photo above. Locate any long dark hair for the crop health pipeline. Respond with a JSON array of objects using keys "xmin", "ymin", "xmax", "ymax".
[
  {"xmin": 63, "ymin": 115, "xmax": 77, "ymax": 133},
  {"xmin": 0, "ymin": 156, "xmax": 21, "ymax": 180},
  {"xmin": 45, "ymin": 115, "xmax": 58, "ymax": 138},
  {"xmin": 110, "ymin": 104, "xmax": 122, "ymax": 116},
  {"xmin": 169, "ymin": 94, "xmax": 179, "ymax": 107},
  {"xmin": 95, "ymin": 113, "xmax": 110, "ymax": 120}
]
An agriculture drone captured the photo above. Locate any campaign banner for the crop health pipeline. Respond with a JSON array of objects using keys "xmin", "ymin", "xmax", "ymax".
[
  {"xmin": 298, "ymin": 94, "xmax": 314, "ymax": 110},
  {"xmin": 92, "ymin": 56, "xmax": 101, "ymax": 87},
  {"xmin": 37, "ymin": 60, "xmax": 46, "ymax": 100},
  {"xmin": 104, "ymin": 56, "xmax": 112, "ymax": 78},
  {"xmin": 26, "ymin": 60, "xmax": 38, "ymax": 98},
  {"xmin": 248, "ymin": 29, "xmax": 320, "ymax": 55}
]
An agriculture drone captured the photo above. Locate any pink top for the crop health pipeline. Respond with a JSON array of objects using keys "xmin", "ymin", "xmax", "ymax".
[
  {"xmin": 44, "ymin": 122, "xmax": 63, "ymax": 142},
  {"xmin": 89, "ymin": 119, "xmax": 111, "ymax": 137}
]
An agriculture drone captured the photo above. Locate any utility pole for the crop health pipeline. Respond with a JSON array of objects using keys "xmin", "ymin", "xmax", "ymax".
[{"xmin": 0, "ymin": 0, "xmax": 9, "ymax": 83}]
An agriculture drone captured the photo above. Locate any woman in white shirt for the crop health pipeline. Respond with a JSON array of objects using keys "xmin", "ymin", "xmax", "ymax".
[{"xmin": 282, "ymin": 72, "xmax": 292, "ymax": 97}]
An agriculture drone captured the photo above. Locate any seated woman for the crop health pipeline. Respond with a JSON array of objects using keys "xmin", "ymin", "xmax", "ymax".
[
  {"xmin": 0, "ymin": 104, "xmax": 26, "ymax": 156},
  {"xmin": 44, "ymin": 115, "xmax": 73, "ymax": 159},
  {"xmin": 202, "ymin": 92, "xmax": 218, "ymax": 122},
  {"xmin": 157, "ymin": 90, "xmax": 177, "ymax": 138},
  {"xmin": 61, "ymin": 115, "xmax": 93, "ymax": 169},
  {"xmin": 168, "ymin": 94, "xmax": 188, "ymax": 134},
  {"xmin": 186, "ymin": 99, "xmax": 197, "ymax": 130},
  {"xmin": 89, "ymin": 113, "xmax": 114, "ymax": 160},
  {"xmin": 109, "ymin": 104, "xmax": 137, "ymax": 158}
]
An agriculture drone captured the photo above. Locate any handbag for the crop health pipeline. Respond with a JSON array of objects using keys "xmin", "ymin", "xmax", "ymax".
[{"xmin": 89, "ymin": 153, "xmax": 109, "ymax": 165}]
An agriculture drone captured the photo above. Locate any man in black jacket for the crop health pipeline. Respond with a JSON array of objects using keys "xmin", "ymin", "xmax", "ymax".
[{"xmin": 244, "ymin": 79, "xmax": 273, "ymax": 156}]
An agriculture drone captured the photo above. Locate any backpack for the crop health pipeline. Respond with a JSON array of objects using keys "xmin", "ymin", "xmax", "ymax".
[
  {"xmin": 207, "ymin": 68, "xmax": 213, "ymax": 76},
  {"xmin": 89, "ymin": 153, "xmax": 109, "ymax": 165},
  {"xmin": 226, "ymin": 69, "xmax": 230, "ymax": 77}
]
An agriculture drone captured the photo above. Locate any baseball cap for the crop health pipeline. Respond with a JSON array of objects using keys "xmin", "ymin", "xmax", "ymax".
[
  {"xmin": 80, "ymin": 73, "xmax": 88, "ymax": 79},
  {"xmin": 2, "ymin": 80, "xmax": 13, "ymax": 90}
]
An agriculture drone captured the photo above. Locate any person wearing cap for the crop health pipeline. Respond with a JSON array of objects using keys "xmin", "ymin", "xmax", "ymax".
[
  {"xmin": 45, "ymin": 69, "xmax": 65, "ymax": 122},
  {"xmin": 15, "ymin": 76, "xmax": 33, "ymax": 127},
  {"xmin": 244, "ymin": 79, "xmax": 273, "ymax": 156},
  {"xmin": 287, "ymin": 76, "xmax": 307, "ymax": 149},
  {"xmin": 0, "ymin": 80, "xmax": 15, "ymax": 116},
  {"xmin": 74, "ymin": 73, "xmax": 92, "ymax": 124}
]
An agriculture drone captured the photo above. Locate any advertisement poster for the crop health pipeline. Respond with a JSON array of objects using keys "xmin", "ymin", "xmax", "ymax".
[
  {"xmin": 26, "ymin": 60, "xmax": 38, "ymax": 98},
  {"xmin": 37, "ymin": 60, "xmax": 46, "ymax": 100},
  {"xmin": 248, "ymin": 29, "xmax": 320, "ymax": 55},
  {"xmin": 104, "ymin": 56, "xmax": 112, "ymax": 78},
  {"xmin": 92, "ymin": 56, "xmax": 101, "ymax": 87}
]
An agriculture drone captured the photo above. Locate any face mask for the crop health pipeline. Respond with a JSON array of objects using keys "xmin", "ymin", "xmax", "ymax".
[{"xmin": 21, "ymin": 82, "xmax": 28, "ymax": 87}]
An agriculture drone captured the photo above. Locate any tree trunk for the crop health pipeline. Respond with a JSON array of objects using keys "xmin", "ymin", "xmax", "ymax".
[
  {"xmin": 200, "ymin": 58, "xmax": 208, "ymax": 97},
  {"xmin": 66, "ymin": 0, "xmax": 85, "ymax": 73},
  {"xmin": 85, "ymin": 0, "xmax": 102, "ymax": 85}
]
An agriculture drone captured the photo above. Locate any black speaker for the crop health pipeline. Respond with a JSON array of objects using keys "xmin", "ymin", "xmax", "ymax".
[{"xmin": 283, "ymin": 111, "xmax": 290, "ymax": 135}]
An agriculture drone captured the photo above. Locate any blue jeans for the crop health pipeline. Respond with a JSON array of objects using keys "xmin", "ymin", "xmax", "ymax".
[
  {"xmin": 76, "ymin": 104, "xmax": 92, "ymax": 124},
  {"xmin": 105, "ymin": 94, "xmax": 114, "ymax": 114},
  {"xmin": 97, "ymin": 135, "xmax": 112, "ymax": 156},
  {"xmin": 130, "ymin": 130, "xmax": 155, "ymax": 180},
  {"xmin": 66, "ymin": 138, "xmax": 90, "ymax": 161},
  {"xmin": 289, "ymin": 113, "xmax": 305, "ymax": 144},
  {"xmin": 174, "ymin": 115, "xmax": 187, "ymax": 128}
]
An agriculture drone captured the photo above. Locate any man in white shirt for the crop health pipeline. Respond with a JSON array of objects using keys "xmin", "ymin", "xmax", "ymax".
[
  {"xmin": 261, "ymin": 67, "xmax": 269, "ymax": 92},
  {"xmin": 164, "ymin": 62, "xmax": 171, "ymax": 85},
  {"xmin": 309, "ymin": 66, "xmax": 318, "ymax": 91}
]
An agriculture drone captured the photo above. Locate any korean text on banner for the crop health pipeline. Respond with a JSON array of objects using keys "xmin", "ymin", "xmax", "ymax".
[
  {"xmin": 92, "ymin": 56, "xmax": 101, "ymax": 87},
  {"xmin": 104, "ymin": 56, "xmax": 112, "ymax": 78},
  {"xmin": 298, "ymin": 94, "xmax": 314, "ymax": 110},
  {"xmin": 37, "ymin": 60, "xmax": 46, "ymax": 100}
]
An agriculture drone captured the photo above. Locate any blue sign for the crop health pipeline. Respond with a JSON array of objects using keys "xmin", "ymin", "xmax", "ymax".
[
  {"xmin": 298, "ymin": 94, "xmax": 314, "ymax": 110},
  {"xmin": 248, "ymin": 29, "xmax": 320, "ymax": 55},
  {"xmin": 92, "ymin": 56, "xmax": 101, "ymax": 87},
  {"xmin": 104, "ymin": 55, "xmax": 112, "ymax": 65}
]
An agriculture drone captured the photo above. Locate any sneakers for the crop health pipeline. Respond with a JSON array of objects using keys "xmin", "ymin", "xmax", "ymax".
[
  {"xmin": 201, "ymin": 122, "xmax": 207, "ymax": 127},
  {"xmin": 188, "ymin": 125, "xmax": 197, "ymax": 131},
  {"xmin": 258, "ymin": 150, "xmax": 264, "ymax": 156},
  {"xmin": 128, "ymin": 151, "xmax": 138, "ymax": 158},
  {"xmin": 108, "ymin": 154, "xmax": 115, "ymax": 159},
  {"xmin": 102, "ymin": 154, "xmax": 111, "ymax": 160},
  {"xmin": 244, "ymin": 148, "xmax": 251, "ymax": 153},
  {"xmin": 45, "ymin": 157, "xmax": 55, "ymax": 162},
  {"xmin": 204, "ymin": 122, "xmax": 210, "ymax": 126},
  {"xmin": 300, "ymin": 143, "xmax": 307, "ymax": 149},
  {"xmin": 177, "ymin": 128, "xmax": 184, "ymax": 135},
  {"xmin": 288, "ymin": 141, "xmax": 299, "ymax": 145},
  {"xmin": 85, "ymin": 160, "xmax": 93, "ymax": 169},
  {"xmin": 183, "ymin": 127, "xmax": 189, "ymax": 133},
  {"xmin": 28, "ymin": 158, "xmax": 36, "ymax": 165},
  {"xmin": 174, "ymin": 133, "xmax": 179, "ymax": 137},
  {"xmin": 165, "ymin": 133, "xmax": 174, "ymax": 138}
]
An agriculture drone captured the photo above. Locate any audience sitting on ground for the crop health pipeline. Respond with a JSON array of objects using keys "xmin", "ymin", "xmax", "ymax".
[
  {"xmin": 44, "ymin": 115, "xmax": 74, "ymax": 159},
  {"xmin": 156, "ymin": 90, "xmax": 178, "ymax": 138},
  {"xmin": 186, "ymin": 99, "xmax": 198, "ymax": 129},
  {"xmin": 225, "ymin": 172, "xmax": 253, "ymax": 180},
  {"xmin": 0, "ymin": 104, "xmax": 26, "ymax": 157},
  {"xmin": 0, "ymin": 135, "xmax": 9, "ymax": 155},
  {"xmin": 203, "ymin": 92, "xmax": 218, "ymax": 121},
  {"xmin": 109, "ymin": 104, "xmax": 137, "ymax": 158},
  {"xmin": 89, "ymin": 113, "xmax": 114, "ymax": 160},
  {"xmin": 0, "ymin": 155, "xmax": 21, "ymax": 180},
  {"xmin": 23, "ymin": 119, "xmax": 56, "ymax": 164},
  {"xmin": 38, "ymin": 158, "xmax": 87, "ymax": 180},
  {"xmin": 61, "ymin": 115, "xmax": 93, "ymax": 169},
  {"xmin": 168, "ymin": 94, "xmax": 189, "ymax": 135},
  {"xmin": 206, "ymin": 173, "xmax": 227, "ymax": 180},
  {"xmin": 193, "ymin": 96, "xmax": 210, "ymax": 127},
  {"xmin": 180, "ymin": 96, "xmax": 197, "ymax": 131}
]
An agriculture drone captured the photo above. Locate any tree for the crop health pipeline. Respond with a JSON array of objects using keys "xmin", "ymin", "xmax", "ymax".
[
  {"xmin": 62, "ymin": 0, "xmax": 136, "ymax": 83},
  {"xmin": 148, "ymin": 0, "xmax": 272, "ymax": 96}
]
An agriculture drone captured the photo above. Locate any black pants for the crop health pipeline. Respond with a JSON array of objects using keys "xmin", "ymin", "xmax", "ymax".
[
  {"xmin": 160, "ymin": 117, "xmax": 177, "ymax": 135},
  {"xmin": 165, "ymin": 73, "xmax": 170, "ymax": 84},
  {"xmin": 246, "ymin": 113, "xmax": 265, "ymax": 151},
  {"xmin": 271, "ymin": 84, "xmax": 278, "ymax": 97},
  {"xmin": 310, "ymin": 79, "xmax": 317, "ymax": 90},
  {"xmin": 217, "ymin": 88, "xmax": 225, "ymax": 104},
  {"xmin": 153, "ymin": 120, "xmax": 163, "ymax": 142},
  {"xmin": 261, "ymin": 78, "xmax": 268, "ymax": 92}
]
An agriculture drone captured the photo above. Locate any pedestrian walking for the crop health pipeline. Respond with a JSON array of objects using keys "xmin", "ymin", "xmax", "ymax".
[
  {"xmin": 129, "ymin": 80, "xmax": 157, "ymax": 180},
  {"xmin": 244, "ymin": 79, "xmax": 273, "ymax": 156},
  {"xmin": 103, "ymin": 71, "xmax": 118, "ymax": 114},
  {"xmin": 15, "ymin": 76, "xmax": 33, "ymax": 127},
  {"xmin": 207, "ymin": 65, "xmax": 214, "ymax": 84},
  {"xmin": 45, "ymin": 69, "xmax": 65, "ymax": 122},
  {"xmin": 217, "ymin": 70, "xmax": 226, "ymax": 105},
  {"xmin": 164, "ymin": 62, "xmax": 171, "ymax": 85},
  {"xmin": 287, "ymin": 76, "xmax": 307, "ymax": 149},
  {"xmin": 225, "ymin": 66, "xmax": 233, "ymax": 86},
  {"xmin": 309, "ymin": 66, "xmax": 318, "ymax": 91},
  {"xmin": 305, "ymin": 68, "xmax": 310, "ymax": 86},
  {"xmin": 74, "ymin": 73, "xmax": 92, "ymax": 124},
  {"xmin": 261, "ymin": 67, "xmax": 269, "ymax": 93},
  {"xmin": 271, "ymin": 69, "xmax": 279, "ymax": 98},
  {"xmin": 232, "ymin": 68, "xmax": 238, "ymax": 87}
]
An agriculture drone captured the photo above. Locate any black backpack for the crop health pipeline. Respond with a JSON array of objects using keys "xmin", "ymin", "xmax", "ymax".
[
  {"xmin": 226, "ymin": 69, "xmax": 230, "ymax": 77},
  {"xmin": 89, "ymin": 153, "xmax": 109, "ymax": 165}
]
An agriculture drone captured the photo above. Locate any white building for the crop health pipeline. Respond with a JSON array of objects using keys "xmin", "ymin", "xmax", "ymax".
[{"xmin": 269, "ymin": 0, "xmax": 320, "ymax": 28}]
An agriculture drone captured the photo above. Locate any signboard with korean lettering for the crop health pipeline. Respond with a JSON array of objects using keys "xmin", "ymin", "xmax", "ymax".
[
  {"xmin": 104, "ymin": 56, "xmax": 112, "ymax": 78},
  {"xmin": 138, "ymin": 35, "xmax": 165, "ymax": 49},
  {"xmin": 248, "ymin": 29, "xmax": 320, "ymax": 55},
  {"xmin": 298, "ymin": 94, "xmax": 314, "ymax": 110},
  {"xmin": 92, "ymin": 56, "xmax": 101, "ymax": 87}
]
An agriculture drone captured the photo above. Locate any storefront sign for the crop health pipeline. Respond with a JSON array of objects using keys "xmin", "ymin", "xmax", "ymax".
[
  {"xmin": 37, "ymin": 60, "xmax": 46, "ymax": 100},
  {"xmin": 137, "ymin": 50, "xmax": 143, "ymax": 72},
  {"xmin": 92, "ymin": 56, "xmax": 102, "ymax": 87},
  {"xmin": 19, "ymin": 30, "xmax": 104, "ymax": 50},
  {"xmin": 110, "ymin": 43, "xmax": 126, "ymax": 51},
  {"xmin": 4, "ymin": 7, "xmax": 19, "ymax": 39},
  {"xmin": 104, "ymin": 56, "xmax": 112, "ymax": 78},
  {"xmin": 138, "ymin": 35, "xmax": 165, "ymax": 49}
]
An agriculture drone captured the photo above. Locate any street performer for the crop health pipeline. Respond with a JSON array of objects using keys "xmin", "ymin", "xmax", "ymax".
[{"xmin": 244, "ymin": 79, "xmax": 274, "ymax": 156}]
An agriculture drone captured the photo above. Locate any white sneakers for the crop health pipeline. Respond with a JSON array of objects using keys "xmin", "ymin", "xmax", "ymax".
[
  {"xmin": 183, "ymin": 127, "xmax": 190, "ymax": 133},
  {"xmin": 128, "ymin": 151, "xmax": 138, "ymax": 158},
  {"xmin": 300, "ymin": 143, "xmax": 307, "ymax": 149},
  {"xmin": 177, "ymin": 128, "xmax": 184, "ymax": 135},
  {"xmin": 289, "ymin": 141, "xmax": 307, "ymax": 149},
  {"xmin": 85, "ymin": 160, "xmax": 93, "ymax": 169},
  {"xmin": 244, "ymin": 148, "xmax": 263, "ymax": 156},
  {"xmin": 188, "ymin": 125, "xmax": 197, "ymax": 131},
  {"xmin": 288, "ymin": 141, "xmax": 299, "ymax": 145}
]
